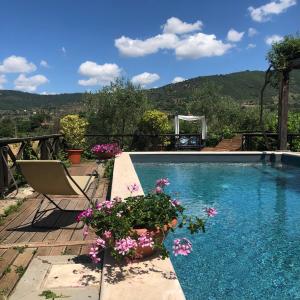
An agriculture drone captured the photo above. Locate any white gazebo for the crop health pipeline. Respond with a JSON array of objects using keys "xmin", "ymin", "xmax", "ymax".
[{"xmin": 174, "ymin": 115, "xmax": 207, "ymax": 140}]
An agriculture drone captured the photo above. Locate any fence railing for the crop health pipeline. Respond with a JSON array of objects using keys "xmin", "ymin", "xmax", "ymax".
[
  {"xmin": 85, "ymin": 133, "xmax": 203, "ymax": 151},
  {"xmin": 0, "ymin": 133, "xmax": 204, "ymax": 196},
  {"xmin": 0, "ymin": 134, "xmax": 65, "ymax": 196},
  {"xmin": 241, "ymin": 133, "xmax": 300, "ymax": 151}
]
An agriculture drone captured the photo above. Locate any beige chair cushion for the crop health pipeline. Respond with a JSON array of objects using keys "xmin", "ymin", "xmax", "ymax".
[{"xmin": 17, "ymin": 160, "xmax": 95, "ymax": 196}]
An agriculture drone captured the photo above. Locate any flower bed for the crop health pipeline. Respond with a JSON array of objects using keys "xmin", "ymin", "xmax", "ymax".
[{"xmin": 91, "ymin": 143, "xmax": 122, "ymax": 160}]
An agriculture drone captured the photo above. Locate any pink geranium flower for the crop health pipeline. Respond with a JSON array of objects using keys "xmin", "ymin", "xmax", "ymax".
[
  {"xmin": 204, "ymin": 207, "xmax": 218, "ymax": 217},
  {"xmin": 171, "ymin": 199, "xmax": 181, "ymax": 207},
  {"xmin": 173, "ymin": 238, "xmax": 192, "ymax": 256},
  {"xmin": 127, "ymin": 183, "xmax": 140, "ymax": 194},
  {"xmin": 103, "ymin": 230, "xmax": 112, "ymax": 239},
  {"xmin": 156, "ymin": 178, "xmax": 170, "ymax": 188},
  {"xmin": 114, "ymin": 237, "xmax": 138, "ymax": 255},
  {"xmin": 138, "ymin": 233, "xmax": 154, "ymax": 248},
  {"xmin": 83, "ymin": 225, "xmax": 89, "ymax": 237},
  {"xmin": 89, "ymin": 245, "xmax": 101, "ymax": 264},
  {"xmin": 155, "ymin": 186, "xmax": 163, "ymax": 194},
  {"xmin": 95, "ymin": 238, "xmax": 106, "ymax": 248}
]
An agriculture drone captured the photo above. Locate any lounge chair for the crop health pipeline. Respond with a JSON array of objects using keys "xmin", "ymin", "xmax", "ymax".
[{"xmin": 17, "ymin": 160, "xmax": 99, "ymax": 228}]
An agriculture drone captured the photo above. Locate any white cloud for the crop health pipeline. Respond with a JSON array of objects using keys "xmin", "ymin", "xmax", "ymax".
[
  {"xmin": 115, "ymin": 33, "xmax": 178, "ymax": 57},
  {"xmin": 172, "ymin": 76, "xmax": 186, "ymax": 83},
  {"xmin": 0, "ymin": 75, "xmax": 7, "ymax": 89},
  {"xmin": 78, "ymin": 61, "xmax": 122, "ymax": 86},
  {"xmin": 162, "ymin": 17, "xmax": 203, "ymax": 34},
  {"xmin": 248, "ymin": 0, "xmax": 297, "ymax": 22},
  {"xmin": 62, "ymin": 47, "xmax": 66, "ymax": 54},
  {"xmin": 247, "ymin": 43, "xmax": 257, "ymax": 49},
  {"xmin": 40, "ymin": 60, "xmax": 49, "ymax": 68},
  {"xmin": 115, "ymin": 17, "xmax": 232, "ymax": 60},
  {"xmin": 131, "ymin": 72, "xmax": 160, "ymax": 87},
  {"xmin": 227, "ymin": 29, "xmax": 245, "ymax": 42},
  {"xmin": 0, "ymin": 55, "xmax": 36, "ymax": 73},
  {"xmin": 175, "ymin": 33, "xmax": 233, "ymax": 59},
  {"xmin": 14, "ymin": 74, "xmax": 48, "ymax": 92},
  {"xmin": 265, "ymin": 34, "xmax": 284, "ymax": 45},
  {"xmin": 248, "ymin": 27, "xmax": 258, "ymax": 37},
  {"xmin": 40, "ymin": 91, "xmax": 57, "ymax": 95}
]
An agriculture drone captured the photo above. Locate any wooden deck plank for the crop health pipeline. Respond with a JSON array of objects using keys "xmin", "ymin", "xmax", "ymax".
[
  {"xmin": 49, "ymin": 197, "xmax": 84, "ymax": 256},
  {"xmin": 0, "ymin": 249, "xmax": 19, "ymax": 279},
  {"xmin": 0, "ymin": 199, "xmax": 66, "ymax": 244},
  {"xmin": 0, "ymin": 248, "xmax": 35, "ymax": 297}
]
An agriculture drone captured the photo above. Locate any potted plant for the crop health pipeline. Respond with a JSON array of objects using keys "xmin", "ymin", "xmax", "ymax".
[
  {"xmin": 91, "ymin": 143, "xmax": 122, "ymax": 160},
  {"xmin": 60, "ymin": 114, "xmax": 88, "ymax": 164},
  {"xmin": 77, "ymin": 178, "xmax": 217, "ymax": 263}
]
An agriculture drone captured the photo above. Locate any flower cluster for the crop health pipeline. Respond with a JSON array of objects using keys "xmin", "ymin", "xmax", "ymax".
[
  {"xmin": 173, "ymin": 238, "xmax": 193, "ymax": 256},
  {"xmin": 91, "ymin": 143, "xmax": 122, "ymax": 156},
  {"xmin": 205, "ymin": 207, "xmax": 218, "ymax": 217},
  {"xmin": 127, "ymin": 183, "xmax": 140, "ymax": 194},
  {"xmin": 138, "ymin": 233, "xmax": 154, "ymax": 248},
  {"xmin": 77, "ymin": 178, "xmax": 217, "ymax": 263},
  {"xmin": 114, "ymin": 237, "xmax": 138, "ymax": 255},
  {"xmin": 156, "ymin": 178, "xmax": 170, "ymax": 187},
  {"xmin": 76, "ymin": 208, "xmax": 93, "ymax": 222}
]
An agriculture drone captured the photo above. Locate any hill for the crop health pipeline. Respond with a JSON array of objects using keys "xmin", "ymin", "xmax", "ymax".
[
  {"xmin": 0, "ymin": 90, "xmax": 83, "ymax": 110},
  {"xmin": 0, "ymin": 70, "xmax": 299, "ymax": 111},
  {"xmin": 147, "ymin": 70, "xmax": 300, "ymax": 111}
]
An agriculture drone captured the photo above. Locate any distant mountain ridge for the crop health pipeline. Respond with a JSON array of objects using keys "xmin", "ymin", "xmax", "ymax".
[
  {"xmin": 0, "ymin": 70, "xmax": 299, "ymax": 111},
  {"xmin": 148, "ymin": 70, "xmax": 300, "ymax": 111},
  {"xmin": 0, "ymin": 90, "xmax": 83, "ymax": 110}
]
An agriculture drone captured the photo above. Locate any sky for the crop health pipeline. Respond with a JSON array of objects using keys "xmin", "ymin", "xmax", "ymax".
[{"xmin": 0, "ymin": 0, "xmax": 299, "ymax": 94}]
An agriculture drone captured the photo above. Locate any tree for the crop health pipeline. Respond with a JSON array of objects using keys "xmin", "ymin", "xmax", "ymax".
[
  {"xmin": 264, "ymin": 35, "xmax": 300, "ymax": 149},
  {"xmin": 84, "ymin": 78, "xmax": 150, "ymax": 138}
]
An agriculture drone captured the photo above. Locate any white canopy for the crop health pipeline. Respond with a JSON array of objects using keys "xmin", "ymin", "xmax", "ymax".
[{"xmin": 174, "ymin": 115, "xmax": 207, "ymax": 139}]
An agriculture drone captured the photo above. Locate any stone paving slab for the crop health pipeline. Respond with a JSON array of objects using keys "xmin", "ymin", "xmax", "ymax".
[
  {"xmin": 100, "ymin": 253, "xmax": 186, "ymax": 300},
  {"xmin": 9, "ymin": 255, "xmax": 101, "ymax": 300}
]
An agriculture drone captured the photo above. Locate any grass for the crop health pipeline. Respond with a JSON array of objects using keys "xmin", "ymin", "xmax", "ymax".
[
  {"xmin": 12, "ymin": 246, "xmax": 27, "ymax": 254},
  {"xmin": 15, "ymin": 266, "xmax": 26, "ymax": 277},
  {"xmin": 0, "ymin": 200, "xmax": 23, "ymax": 225},
  {"xmin": 39, "ymin": 290, "xmax": 69, "ymax": 299}
]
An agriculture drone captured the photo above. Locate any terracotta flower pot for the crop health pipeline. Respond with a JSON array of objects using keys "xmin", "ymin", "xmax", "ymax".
[
  {"xmin": 67, "ymin": 149, "xmax": 83, "ymax": 164},
  {"xmin": 95, "ymin": 152, "xmax": 115, "ymax": 160},
  {"xmin": 133, "ymin": 218, "xmax": 177, "ymax": 258}
]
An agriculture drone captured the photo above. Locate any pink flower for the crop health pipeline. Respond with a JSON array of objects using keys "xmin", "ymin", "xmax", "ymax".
[
  {"xmin": 95, "ymin": 238, "xmax": 106, "ymax": 248},
  {"xmin": 156, "ymin": 178, "xmax": 170, "ymax": 188},
  {"xmin": 103, "ymin": 230, "xmax": 112, "ymax": 239},
  {"xmin": 155, "ymin": 186, "xmax": 163, "ymax": 194},
  {"xmin": 83, "ymin": 225, "xmax": 89, "ymax": 237},
  {"xmin": 127, "ymin": 183, "xmax": 140, "ymax": 194},
  {"xmin": 138, "ymin": 234, "xmax": 154, "ymax": 248},
  {"xmin": 76, "ymin": 208, "xmax": 93, "ymax": 222},
  {"xmin": 171, "ymin": 199, "xmax": 181, "ymax": 207},
  {"xmin": 97, "ymin": 200, "xmax": 115, "ymax": 211},
  {"xmin": 204, "ymin": 207, "xmax": 218, "ymax": 217},
  {"xmin": 114, "ymin": 237, "xmax": 138, "ymax": 255},
  {"xmin": 173, "ymin": 238, "xmax": 192, "ymax": 256},
  {"xmin": 89, "ymin": 245, "xmax": 101, "ymax": 264}
]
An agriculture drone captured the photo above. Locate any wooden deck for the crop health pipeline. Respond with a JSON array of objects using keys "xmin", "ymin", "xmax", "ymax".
[
  {"xmin": 0, "ymin": 161, "xmax": 109, "ymax": 298},
  {"xmin": 202, "ymin": 134, "xmax": 242, "ymax": 151}
]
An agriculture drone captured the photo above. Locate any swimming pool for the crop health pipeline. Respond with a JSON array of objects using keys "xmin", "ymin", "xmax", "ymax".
[{"xmin": 134, "ymin": 162, "xmax": 300, "ymax": 300}]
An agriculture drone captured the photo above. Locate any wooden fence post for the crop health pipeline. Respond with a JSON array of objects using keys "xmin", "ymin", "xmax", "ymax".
[
  {"xmin": 40, "ymin": 139, "xmax": 49, "ymax": 160},
  {"xmin": 0, "ymin": 146, "xmax": 9, "ymax": 196}
]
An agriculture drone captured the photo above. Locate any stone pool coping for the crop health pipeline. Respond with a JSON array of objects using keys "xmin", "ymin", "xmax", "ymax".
[{"xmin": 103, "ymin": 151, "xmax": 300, "ymax": 300}]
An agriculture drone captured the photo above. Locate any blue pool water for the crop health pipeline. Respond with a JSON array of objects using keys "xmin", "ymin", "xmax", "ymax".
[{"xmin": 134, "ymin": 162, "xmax": 300, "ymax": 300}]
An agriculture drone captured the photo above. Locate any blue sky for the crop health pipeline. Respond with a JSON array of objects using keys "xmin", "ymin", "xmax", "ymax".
[{"xmin": 0, "ymin": 0, "xmax": 299, "ymax": 94}]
